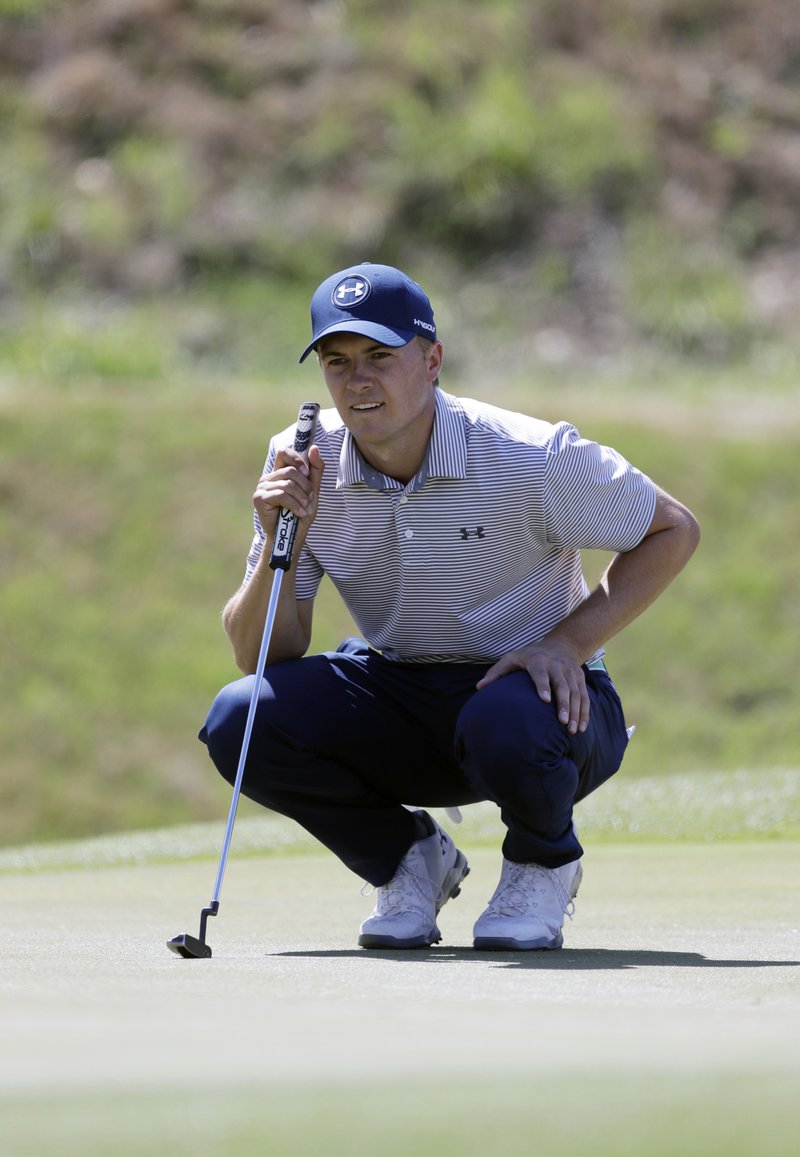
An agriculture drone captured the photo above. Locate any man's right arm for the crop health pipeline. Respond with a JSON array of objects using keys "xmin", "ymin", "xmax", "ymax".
[{"xmin": 222, "ymin": 561, "xmax": 315, "ymax": 674}]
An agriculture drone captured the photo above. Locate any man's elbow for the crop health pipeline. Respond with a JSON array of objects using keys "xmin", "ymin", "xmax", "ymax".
[
  {"xmin": 648, "ymin": 489, "xmax": 701, "ymax": 564},
  {"xmin": 654, "ymin": 505, "xmax": 701, "ymax": 583},
  {"xmin": 221, "ymin": 598, "xmax": 254, "ymax": 673},
  {"xmin": 676, "ymin": 504, "xmax": 701, "ymax": 561}
]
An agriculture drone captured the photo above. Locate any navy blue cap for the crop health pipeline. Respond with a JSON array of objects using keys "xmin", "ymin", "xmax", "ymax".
[{"xmin": 299, "ymin": 262, "xmax": 437, "ymax": 363}]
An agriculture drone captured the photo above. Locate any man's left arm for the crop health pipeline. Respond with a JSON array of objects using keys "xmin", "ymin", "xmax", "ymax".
[{"xmin": 477, "ymin": 486, "xmax": 701, "ymax": 734}]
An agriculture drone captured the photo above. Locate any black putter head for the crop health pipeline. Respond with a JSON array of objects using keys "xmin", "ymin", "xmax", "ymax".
[
  {"xmin": 167, "ymin": 903, "xmax": 218, "ymax": 958},
  {"xmin": 167, "ymin": 933, "xmax": 212, "ymax": 959}
]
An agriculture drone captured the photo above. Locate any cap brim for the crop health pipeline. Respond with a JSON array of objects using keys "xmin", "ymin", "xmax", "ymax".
[{"xmin": 299, "ymin": 321, "xmax": 418, "ymax": 363}]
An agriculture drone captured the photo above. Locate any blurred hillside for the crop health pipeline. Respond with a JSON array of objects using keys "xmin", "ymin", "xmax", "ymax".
[
  {"xmin": 2, "ymin": 1, "xmax": 800, "ymax": 847},
  {"xmin": 1, "ymin": 0, "xmax": 800, "ymax": 381}
]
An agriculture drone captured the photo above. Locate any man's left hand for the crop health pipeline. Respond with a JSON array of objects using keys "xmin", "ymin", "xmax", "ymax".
[{"xmin": 476, "ymin": 641, "xmax": 590, "ymax": 734}]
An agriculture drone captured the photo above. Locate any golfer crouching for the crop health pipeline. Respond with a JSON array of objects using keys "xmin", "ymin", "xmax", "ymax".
[{"xmin": 200, "ymin": 263, "xmax": 700, "ymax": 951}]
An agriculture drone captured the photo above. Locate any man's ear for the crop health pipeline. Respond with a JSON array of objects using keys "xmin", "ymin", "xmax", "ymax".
[{"xmin": 426, "ymin": 340, "xmax": 444, "ymax": 382}]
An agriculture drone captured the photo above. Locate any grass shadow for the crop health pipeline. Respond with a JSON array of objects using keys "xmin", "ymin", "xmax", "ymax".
[{"xmin": 272, "ymin": 947, "xmax": 800, "ymax": 970}]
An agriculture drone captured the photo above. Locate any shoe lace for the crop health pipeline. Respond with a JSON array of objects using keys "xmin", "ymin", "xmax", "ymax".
[
  {"xmin": 487, "ymin": 862, "xmax": 576, "ymax": 921},
  {"xmin": 365, "ymin": 856, "xmax": 437, "ymax": 917}
]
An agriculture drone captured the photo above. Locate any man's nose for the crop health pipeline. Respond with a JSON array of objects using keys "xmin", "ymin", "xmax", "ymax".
[{"xmin": 348, "ymin": 360, "xmax": 373, "ymax": 388}]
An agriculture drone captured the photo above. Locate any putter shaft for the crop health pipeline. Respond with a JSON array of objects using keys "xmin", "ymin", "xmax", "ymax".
[{"xmin": 168, "ymin": 401, "xmax": 320, "ymax": 958}]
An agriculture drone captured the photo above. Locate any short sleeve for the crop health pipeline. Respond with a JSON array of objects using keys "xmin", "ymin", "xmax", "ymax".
[{"xmin": 543, "ymin": 422, "xmax": 657, "ymax": 552}]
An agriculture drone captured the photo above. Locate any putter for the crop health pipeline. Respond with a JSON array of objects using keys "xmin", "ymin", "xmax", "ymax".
[{"xmin": 168, "ymin": 401, "xmax": 320, "ymax": 959}]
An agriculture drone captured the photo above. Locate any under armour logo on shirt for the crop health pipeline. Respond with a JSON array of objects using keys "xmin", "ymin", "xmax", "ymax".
[{"xmin": 459, "ymin": 527, "xmax": 486, "ymax": 540}]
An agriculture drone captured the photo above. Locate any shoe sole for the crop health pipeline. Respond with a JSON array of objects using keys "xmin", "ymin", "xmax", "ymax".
[
  {"xmin": 473, "ymin": 932, "xmax": 564, "ymax": 951},
  {"xmin": 358, "ymin": 852, "xmax": 470, "ymax": 950},
  {"xmin": 438, "ymin": 851, "xmax": 470, "ymax": 914},
  {"xmin": 357, "ymin": 928, "xmax": 442, "ymax": 949}
]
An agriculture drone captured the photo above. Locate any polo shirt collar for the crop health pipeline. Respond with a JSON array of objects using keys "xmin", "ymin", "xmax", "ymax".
[{"xmin": 337, "ymin": 390, "xmax": 468, "ymax": 492}]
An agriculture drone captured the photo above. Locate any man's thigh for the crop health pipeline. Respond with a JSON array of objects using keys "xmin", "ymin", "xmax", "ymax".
[
  {"xmin": 455, "ymin": 664, "xmax": 629, "ymax": 795},
  {"xmin": 207, "ymin": 648, "xmax": 485, "ymax": 807}
]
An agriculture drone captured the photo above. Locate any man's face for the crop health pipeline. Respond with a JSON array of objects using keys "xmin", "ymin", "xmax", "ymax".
[{"xmin": 317, "ymin": 333, "xmax": 443, "ymax": 466}]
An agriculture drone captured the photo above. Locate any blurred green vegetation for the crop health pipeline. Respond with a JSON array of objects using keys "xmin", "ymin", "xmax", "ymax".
[
  {"xmin": 1, "ymin": 0, "xmax": 799, "ymax": 378},
  {"xmin": 1, "ymin": 376, "xmax": 798, "ymax": 846},
  {"xmin": 1, "ymin": 0, "xmax": 799, "ymax": 844}
]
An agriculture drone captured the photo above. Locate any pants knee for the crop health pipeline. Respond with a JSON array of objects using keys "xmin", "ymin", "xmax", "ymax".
[
  {"xmin": 200, "ymin": 676, "xmax": 259, "ymax": 785},
  {"xmin": 455, "ymin": 676, "xmax": 576, "ymax": 802}
]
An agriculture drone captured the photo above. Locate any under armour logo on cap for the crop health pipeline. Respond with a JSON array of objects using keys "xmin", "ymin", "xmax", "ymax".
[
  {"xmin": 299, "ymin": 262, "xmax": 437, "ymax": 362},
  {"xmin": 332, "ymin": 277, "xmax": 372, "ymax": 308}
]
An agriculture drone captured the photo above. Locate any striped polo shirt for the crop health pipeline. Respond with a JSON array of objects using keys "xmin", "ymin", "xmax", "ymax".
[{"xmin": 245, "ymin": 390, "xmax": 657, "ymax": 664}]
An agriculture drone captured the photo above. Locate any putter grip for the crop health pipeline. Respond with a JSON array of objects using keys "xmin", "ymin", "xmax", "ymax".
[{"xmin": 269, "ymin": 401, "xmax": 321, "ymax": 571}]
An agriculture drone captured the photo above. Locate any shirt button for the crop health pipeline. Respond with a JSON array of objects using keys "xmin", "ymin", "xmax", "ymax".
[
  {"xmin": 404, "ymin": 528, "xmax": 413, "ymax": 539},
  {"xmin": 399, "ymin": 494, "xmax": 408, "ymax": 504}
]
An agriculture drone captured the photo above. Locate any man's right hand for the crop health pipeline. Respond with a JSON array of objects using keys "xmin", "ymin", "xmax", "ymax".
[{"xmin": 253, "ymin": 444, "xmax": 324, "ymax": 544}]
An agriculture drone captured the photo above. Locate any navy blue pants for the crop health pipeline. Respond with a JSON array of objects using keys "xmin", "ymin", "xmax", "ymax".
[{"xmin": 199, "ymin": 640, "xmax": 629, "ymax": 886}]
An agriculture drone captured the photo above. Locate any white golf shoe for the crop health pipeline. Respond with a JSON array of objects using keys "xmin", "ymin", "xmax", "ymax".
[
  {"xmin": 472, "ymin": 857, "xmax": 583, "ymax": 951},
  {"xmin": 358, "ymin": 820, "xmax": 470, "ymax": 949}
]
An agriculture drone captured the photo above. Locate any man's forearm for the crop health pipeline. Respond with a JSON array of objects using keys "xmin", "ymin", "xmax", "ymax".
[
  {"xmin": 548, "ymin": 498, "xmax": 701, "ymax": 661},
  {"xmin": 222, "ymin": 550, "xmax": 311, "ymax": 673}
]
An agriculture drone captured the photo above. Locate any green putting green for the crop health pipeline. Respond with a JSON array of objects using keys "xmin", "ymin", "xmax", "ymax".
[{"xmin": 1, "ymin": 834, "xmax": 798, "ymax": 1155}]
